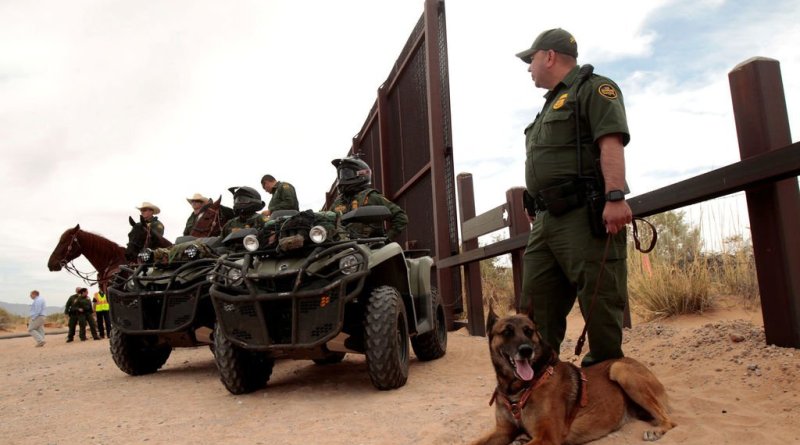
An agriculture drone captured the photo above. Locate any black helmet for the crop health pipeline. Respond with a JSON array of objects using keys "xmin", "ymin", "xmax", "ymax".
[
  {"xmin": 228, "ymin": 186, "xmax": 265, "ymax": 216},
  {"xmin": 332, "ymin": 156, "xmax": 371, "ymax": 195}
]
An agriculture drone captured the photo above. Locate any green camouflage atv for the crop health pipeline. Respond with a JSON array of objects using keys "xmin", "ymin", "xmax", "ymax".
[
  {"xmin": 107, "ymin": 239, "xmax": 220, "ymax": 375},
  {"xmin": 209, "ymin": 207, "xmax": 447, "ymax": 394}
]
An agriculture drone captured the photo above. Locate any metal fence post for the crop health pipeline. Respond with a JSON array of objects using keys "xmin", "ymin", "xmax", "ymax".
[{"xmin": 729, "ymin": 57, "xmax": 800, "ymax": 348}]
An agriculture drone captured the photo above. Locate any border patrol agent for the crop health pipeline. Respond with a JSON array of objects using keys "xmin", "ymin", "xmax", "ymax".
[
  {"xmin": 221, "ymin": 186, "xmax": 268, "ymax": 238},
  {"xmin": 261, "ymin": 174, "xmax": 299, "ymax": 217},
  {"xmin": 93, "ymin": 290, "xmax": 111, "ymax": 338},
  {"xmin": 331, "ymin": 157, "xmax": 407, "ymax": 241},
  {"xmin": 136, "ymin": 202, "xmax": 165, "ymax": 237},
  {"xmin": 516, "ymin": 28, "xmax": 633, "ymax": 367}
]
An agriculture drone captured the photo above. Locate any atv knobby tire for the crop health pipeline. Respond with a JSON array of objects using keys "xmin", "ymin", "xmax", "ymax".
[
  {"xmin": 109, "ymin": 328, "xmax": 172, "ymax": 376},
  {"xmin": 364, "ymin": 286, "xmax": 409, "ymax": 390},
  {"xmin": 213, "ymin": 323, "xmax": 274, "ymax": 395},
  {"xmin": 410, "ymin": 288, "xmax": 447, "ymax": 361}
]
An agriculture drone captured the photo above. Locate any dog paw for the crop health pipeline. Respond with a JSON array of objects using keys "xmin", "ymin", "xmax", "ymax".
[{"xmin": 643, "ymin": 430, "xmax": 664, "ymax": 441}]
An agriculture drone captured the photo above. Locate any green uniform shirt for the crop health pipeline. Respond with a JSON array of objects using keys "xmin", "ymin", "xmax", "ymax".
[
  {"xmin": 146, "ymin": 217, "xmax": 165, "ymax": 238},
  {"xmin": 332, "ymin": 188, "xmax": 408, "ymax": 241},
  {"xmin": 268, "ymin": 181, "xmax": 299, "ymax": 212},
  {"xmin": 524, "ymin": 65, "xmax": 629, "ymax": 196},
  {"xmin": 64, "ymin": 294, "xmax": 78, "ymax": 315},
  {"xmin": 221, "ymin": 213, "xmax": 268, "ymax": 238},
  {"xmin": 183, "ymin": 212, "xmax": 198, "ymax": 236},
  {"xmin": 73, "ymin": 295, "xmax": 93, "ymax": 316}
]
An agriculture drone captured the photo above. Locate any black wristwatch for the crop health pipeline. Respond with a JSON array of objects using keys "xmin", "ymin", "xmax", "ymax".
[{"xmin": 605, "ymin": 190, "xmax": 626, "ymax": 202}]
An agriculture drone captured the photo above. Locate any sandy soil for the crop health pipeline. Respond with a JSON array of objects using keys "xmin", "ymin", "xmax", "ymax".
[{"xmin": 1, "ymin": 301, "xmax": 798, "ymax": 445}]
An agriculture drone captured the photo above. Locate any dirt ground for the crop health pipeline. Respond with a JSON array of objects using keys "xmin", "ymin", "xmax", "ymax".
[{"xmin": 2, "ymin": 301, "xmax": 799, "ymax": 445}]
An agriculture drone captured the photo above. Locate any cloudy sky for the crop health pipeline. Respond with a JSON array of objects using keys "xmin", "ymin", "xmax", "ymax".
[{"xmin": 1, "ymin": 0, "xmax": 798, "ymax": 306}]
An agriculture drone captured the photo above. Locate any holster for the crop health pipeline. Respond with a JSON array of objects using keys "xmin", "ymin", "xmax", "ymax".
[
  {"xmin": 535, "ymin": 180, "xmax": 586, "ymax": 217},
  {"xmin": 585, "ymin": 181, "xmax": 607, "ymax": 238}
]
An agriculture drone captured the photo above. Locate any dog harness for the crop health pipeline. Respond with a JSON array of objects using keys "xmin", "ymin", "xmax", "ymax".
[{"xmin": 489, "ymin": 366, "xmax": 588, "ymax": 423}]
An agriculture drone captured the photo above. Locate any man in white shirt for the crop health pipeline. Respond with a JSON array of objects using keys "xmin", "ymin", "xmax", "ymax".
[{"xmin": 28, "ymin": 290, "xmax": 47, "ymax": 347}]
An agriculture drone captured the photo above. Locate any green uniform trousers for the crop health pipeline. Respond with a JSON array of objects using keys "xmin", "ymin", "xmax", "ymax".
[{"xmin": 521, "ymin": 204, "xmax": 628, "ymax": 367}]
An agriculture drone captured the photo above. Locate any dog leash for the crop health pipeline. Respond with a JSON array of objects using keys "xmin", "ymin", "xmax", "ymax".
[{"xmin": 574, "ymin": 217, "xmax": 657, "ymax": 356}]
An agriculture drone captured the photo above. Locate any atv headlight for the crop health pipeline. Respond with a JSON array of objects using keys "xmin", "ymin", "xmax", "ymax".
[
  {"xmin": 227, "ymin": 267, "xmax": 243, "ymax": 286},
  {"xmin": 339, "ymin": 254, "xmax": 360, "ymax": 275},
  {"xmin": 137, "ymin": 248, "xmax": 153, "ymax": 263},
  {"xmin": 243, "ymin": 234, "xmax": 260, "ymax": 252},
  {"xmin": 309, "ymin": 225, "xmax": 327, "ymax": 244},
  {"xmin": 185, "ymin": 244, "xmax": 199, "ymax": 259}
]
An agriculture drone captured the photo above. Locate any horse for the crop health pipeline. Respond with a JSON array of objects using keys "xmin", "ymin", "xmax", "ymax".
[
  {"xmin": 48, "ymin": 224, "xmax": 128, "ymax": 293},
  {"xmin": 126, "ymin": 216, "xmax": 173, "ymax": 260},
  {"xmin": 189, "ymin": 196, "xmax": 234, "ymax": 238}
]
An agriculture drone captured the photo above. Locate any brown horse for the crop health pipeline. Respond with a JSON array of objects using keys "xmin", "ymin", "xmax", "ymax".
[
  {"xmin": 189, "ymin": 196, "xmax": 233, "ymax": 238},
  {"xmin": 48, "ymin": 224, "xmax": 127, "ymax": 292}
]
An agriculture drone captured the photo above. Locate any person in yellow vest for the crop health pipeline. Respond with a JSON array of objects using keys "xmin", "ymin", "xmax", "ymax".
[{"xmin": 93, "ymin": 290, "xmax": 112, "ymax": 338}]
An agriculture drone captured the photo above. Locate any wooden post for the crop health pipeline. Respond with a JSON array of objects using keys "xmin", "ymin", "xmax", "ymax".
[
  {"xmin": 505, "ymin": 187, "xmax": 529, "ymax": 311},
  {"xmin": 729, "ymin": 57, "xmax": 800, "ymax": 348},
  {"xmin": 457, "ymin": 173, "xmax": 485, "ymax": 336}
]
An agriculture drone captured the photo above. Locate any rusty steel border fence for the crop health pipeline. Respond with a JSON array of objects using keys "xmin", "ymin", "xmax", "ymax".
[
  {"xmin": 324, "ymin": 0, "xmax": 462, "ymax": 327},
  {"xmin": 440, "ymin": 57, "xmax": 800, "ymax": 347}
]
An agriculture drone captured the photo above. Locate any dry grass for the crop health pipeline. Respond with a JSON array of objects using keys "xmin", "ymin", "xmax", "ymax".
[
  {"xmin": 0, "ymin": 308, "xmax": 24, "ymax": 331},
  {"xmin": 627, "ymin": 254, "xmax": 714, "ymax": 320}
]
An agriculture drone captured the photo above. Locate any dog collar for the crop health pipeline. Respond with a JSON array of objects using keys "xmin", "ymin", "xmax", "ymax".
[{"xmin": 489, "ymin": 365, "xmax": 554, "ymax": 422}]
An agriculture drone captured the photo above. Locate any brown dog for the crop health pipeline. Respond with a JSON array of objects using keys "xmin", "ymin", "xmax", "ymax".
[{"xmin": 471, "ymin": 308, "xmax": 676, "ymax": 445}]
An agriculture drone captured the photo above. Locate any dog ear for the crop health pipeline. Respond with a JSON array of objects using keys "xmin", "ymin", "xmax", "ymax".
[
  {"xmin": 486, "ymin": 305, "xmax": 498, "ymax": 335},
  {"xmin": 524, "ymin": 302, "xmax": 535, "ymax": 324}
]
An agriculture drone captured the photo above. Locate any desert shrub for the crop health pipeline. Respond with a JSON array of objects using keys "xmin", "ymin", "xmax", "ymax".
[
  {"xmin": 0, "ymin": 308, "xmax": 24, "ymax": 331},
  {"xmin": 46, "ymin": 313, "xmax": 67, "ymax": 327},
  {"xmin": 480, "ymin": 257, "xmax": 515, "ymax": 316},
  {"xmin": 628, "ymin": 211, "xmax": 713, "ymax": 319},
  {"xmin": 715, "ymin": 235, "xmax": 760, "ymax": 306},
  {"xmin": 628, "ymin": 254, "xmax": 713, "ymax": 319}
]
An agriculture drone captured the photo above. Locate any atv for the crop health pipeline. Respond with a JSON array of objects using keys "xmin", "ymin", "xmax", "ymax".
[
  {"xmin": 208, "ymin": 207, "xmax": 447, "ymax": 394},
  {"xmin": 106, "ymin": 239, "xmax": 220, "ymax": 375}
]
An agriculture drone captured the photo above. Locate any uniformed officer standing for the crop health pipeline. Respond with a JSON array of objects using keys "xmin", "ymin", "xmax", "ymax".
[
  {"xmin": 331, "ymin": 157, "xmax": 407, "ymax": 242},
  {"xmin": 136, "ymin": 202, "xmax": 165, "ymax": 237},
  {"xmin": 64, "ymin": 286, "xmax": 80, "ymax": 342},
  {"xmin": 67, "ymin": 288, "xmax": 100, "ymax": 341},
  {"xmin": 260, "ymin": 175, "xmax": 299, "ymax": 217},
  {"xmin": 516, "ymin": 28, "xmax": 633, "ymax": 367},
  {"xmin": 221, "ymin": 186, "xmax": 269, "ymax": 238}
]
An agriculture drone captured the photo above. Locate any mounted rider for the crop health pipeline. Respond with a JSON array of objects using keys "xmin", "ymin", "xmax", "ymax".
[
  {"xmin": 221, "ymin": 186, "xmax": 268, "ymax": 238},
  {"xmin": 136, "ymin": 201, "xmax": 165, "ymax": 237},
  {"xmin": 331, "ymin": 156, "xmax": 407, "ymax": 241}
]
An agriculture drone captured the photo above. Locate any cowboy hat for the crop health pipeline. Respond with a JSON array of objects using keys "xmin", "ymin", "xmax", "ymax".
[
  {"xmin": 186, "ymin": 193, "xmax": 209, "ymax": 204},
  {"xmin": 135, "ymin": 202, "xmax": 161, "ymax": 215}
]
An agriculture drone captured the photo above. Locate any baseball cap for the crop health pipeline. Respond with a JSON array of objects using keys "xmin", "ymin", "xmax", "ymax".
[{"xmin": 516, "ymin": 28, "xmax": 578, "ymax": 63}]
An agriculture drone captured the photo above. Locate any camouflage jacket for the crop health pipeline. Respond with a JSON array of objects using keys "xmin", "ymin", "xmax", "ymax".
[
  {"xmin": 332, "ymin": 188, "xmax": 408, "ymax": 241},
  {"xmin": 221, "ymin": 213, "xmax": 268, "ymax": 238},
  {"xmin": 268, "ymin": 181, "xmax": 299, "ymax": 212}
]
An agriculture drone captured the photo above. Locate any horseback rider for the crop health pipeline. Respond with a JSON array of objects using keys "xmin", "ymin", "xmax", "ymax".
[
  {"xmin": 184, "ymin": 193, "xmax": 212, "ymax": 236},
  {"xmin": 135, "ymin": 202, "xmax": 165, "ymax": 237},
  {"xmin": 220, "ymin": 186, "xmax": 268, "ymax": 238},
  {"xmin": 331, "ymin": 156, "xmax": 407, "ymax": 241}
]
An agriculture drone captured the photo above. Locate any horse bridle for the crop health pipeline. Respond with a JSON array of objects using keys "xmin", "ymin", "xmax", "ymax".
[{"xmin": 58, "ymin": 230, "xmax": 99, "ymax": 285}]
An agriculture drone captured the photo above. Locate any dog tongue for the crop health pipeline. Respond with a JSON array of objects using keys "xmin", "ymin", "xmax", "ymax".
[{"xmin": 515, "ymin": 359, "xmax": 534, "ymax": 381}]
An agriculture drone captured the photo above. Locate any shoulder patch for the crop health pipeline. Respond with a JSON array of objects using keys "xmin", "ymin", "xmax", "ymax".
[
  {"xmin": 282, "ymin": 184, "xmax": 290, "ymax": 189},
  {"xmin": 597, "ymin": 84, "xmax": 618, "ymax": 100},
  {"xmin": 552, "ymin": 93, "xmax": 569, "ymax": 110}
]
